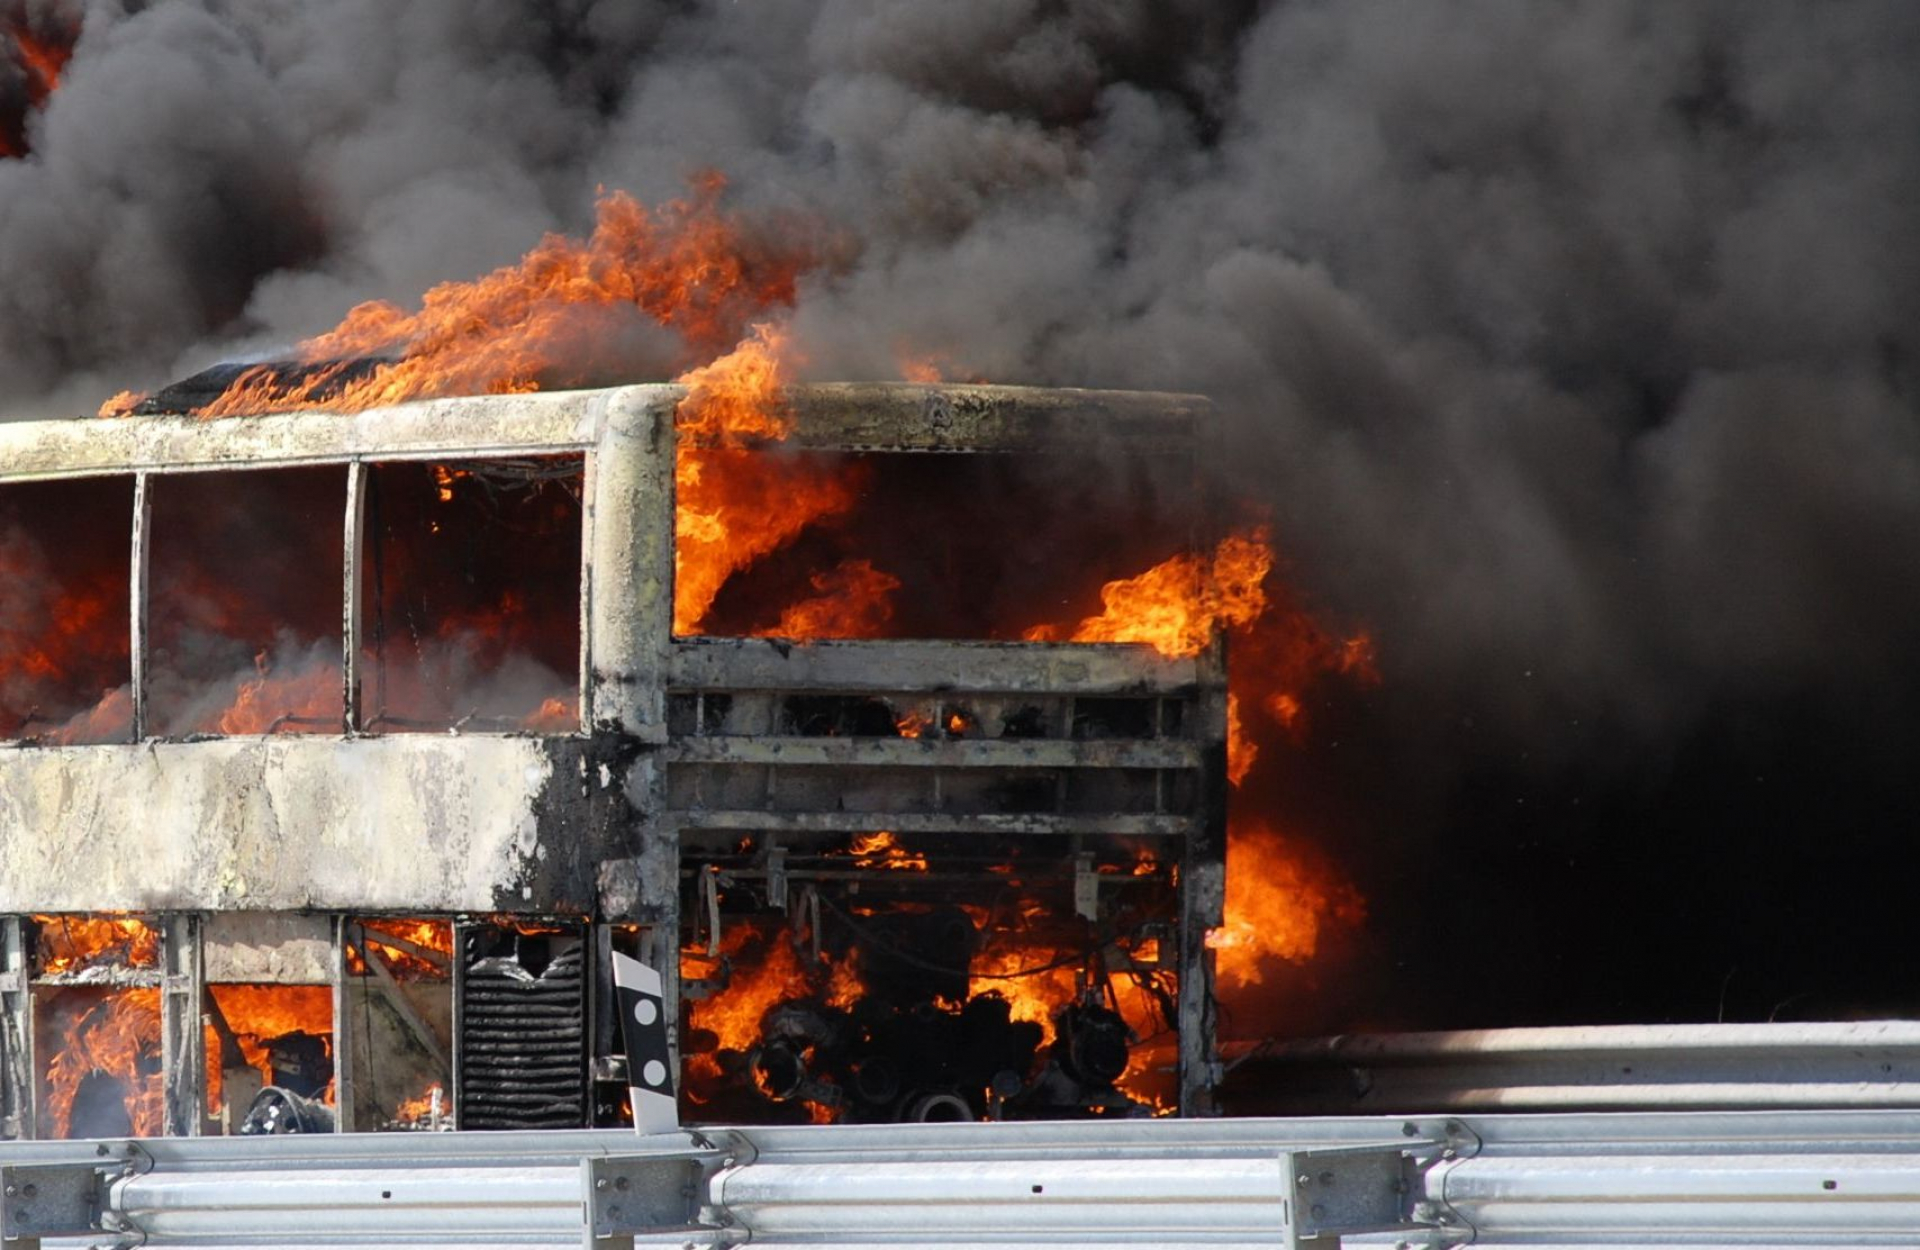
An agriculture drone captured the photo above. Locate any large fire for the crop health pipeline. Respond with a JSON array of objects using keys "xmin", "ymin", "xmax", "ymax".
[
  {"xmin": 181, "ymin": 176, "xmax": 814, "ymax": 417},
  {"xmin": 1018, "ymin": 528, "xmax": 1375, "ymax": 999},
  {"xmin": 18, "ymin": 171, "xmax": 1385, "ymax": 1126}
]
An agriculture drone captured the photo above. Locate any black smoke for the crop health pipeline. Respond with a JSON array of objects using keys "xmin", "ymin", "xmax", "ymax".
[{"xmin": 4, "ymin": 0, "xmax": 1919, "ymax": 1030}]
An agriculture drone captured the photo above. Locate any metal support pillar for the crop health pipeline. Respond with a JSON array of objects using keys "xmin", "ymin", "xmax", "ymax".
[
  {"xmin": 128, "ymin": 472, "xmax": 152, "ymax": 740},
  {"xmin": 587, "ymin": 390, "xmax": 676, "ymax": 1065},
  {"xmin": 585, "ymin": 389, "xmax": 672, "ymax": 742},
  {"xmin": 447, "ymin": 921, "xmax": 465, "ymax": 1132},
  {"xmin": 332, "ymin": 917, "xmax": 356, "ymax": 1133},
  {"xmin": 159, "ymin": 915, "xmax": 203, "ymax": 1138},
  {"xmin": 1177, "ymin": 634, "xmax": 1230, "ymax": 1117},
  {"xmin": 636, "ymin": 811, "xmax": 680, "ymax": 1070},
  {"xmin": 0, "ymin": 919, "xmax": 32, "ymax": 1141},
  {"xmin": 342, "ymin": 462, "xmax": 367, "ymax": 734}
]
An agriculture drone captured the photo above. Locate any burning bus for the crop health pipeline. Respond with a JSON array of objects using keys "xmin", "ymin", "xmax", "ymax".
[
  {"xmin": 0, "ymin": 178, "xmax": 1370, "ymax": 1142},
  {"xmin": 0, "ymin": 378, "xmax": 1346, "ymax": 1138}
]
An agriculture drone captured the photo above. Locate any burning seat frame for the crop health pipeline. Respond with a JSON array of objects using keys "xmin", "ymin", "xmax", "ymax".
[{"xmin": 0, "ymin": 383, "xmax": 1228, "ymax": 1137}]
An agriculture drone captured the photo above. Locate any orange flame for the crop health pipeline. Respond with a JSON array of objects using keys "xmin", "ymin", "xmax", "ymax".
[
  {"xmin": 1023, "ymin": 528, "xmax": 1277, "ymax": 781},
  {"xmin": 762, "ymin": 558, "xmax": 902, "ymax": 640},
  {"xmin": 96, "ymin": 389, "xmax": 141, "ymax": 418},
  {"xmin": 1020, "ymin": 523, "xmax": 1375, "ymax": 1023},
  {"xmin": 33, "ymin": 915, "xmax": 159, "ymax": 976},
  {"xmin": 898, "ymin": 354, "xmax": 944, "ymax": 384},
  {"xmin": 204, "ymin": 984, "xmax": 334, "ymax": 1112},
  {"xmin": 682, "ymin": 920, "xmax": 865, "ymax": 1113},
  {"xmin": 216, "ymin": 650, "xmax": 341, "ymax": 735},
  {"xmin": 392, "ymin": 1083, "xmax": 445, "ymax": 1124},
  {"xmin": 687, "ymin": 929, "xmax": 811, "ymax": 1057},
  {"xmin": 184, "ymin": 176, "xmax": 813, "ymax": 418},
  {"xmin": 1226, "ymin": 693, "xmax": 1255, "ymax": 786},
  {"xmin": 1024, "ymin": 529, "xmax": 1273, "ymax": 659},
  {"xmin": 44, "ymin": 988, "xmax": 163, "ymax": 1138},
  {"xmin": 1206, "ymin": 822, "xmax": 1366, "ymax": 990},
  {"xmin": 671, "ymin": 325, "xmax": 861, "ymax": 634},
  {"xmin": 967, "ymin": 947, "xmax": 1077, "ymax": 1044},
  {"xmin": 845, "ymin": 830, "xmax": 929, "ymax": 871},
  {"xmin": 8, "ymin": 23, "xmax": 66, "ymax": 98},
  {"xmin": 523, "ymin": 695, "xmax": 579, "ymax": 733},
  {"xmin": 2, "ymin": 17, "xmax": 75, "ymax": 160},
  {"xmin": 346, "ymin": 918, "xmax": 454, "ymax": 979}
]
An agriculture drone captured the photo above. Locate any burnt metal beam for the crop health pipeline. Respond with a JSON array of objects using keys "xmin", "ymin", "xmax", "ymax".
[
  {"xmin": 0, "ymin": 737, "xmax": 610, "ymax": 914},
  {"xmin": 1, "ymin": 384, "xmax": 1205, "ymax": 483},
  {"xmin": 668, "ymin": 638, "xmax": 1208, "ymax": 696},
  {"xmin": 1177, "ymin": 637, "xmax": 1230, "ymax": 1117},
  {"xmin": 0, "ymin": 391, "xmax": 605, "ymax": 482},
  {"xmin": 330, "ymin": 917, "xmax": 356, "ymax": 1133},
  {"xmin": 665, "ymin": 737, "xmax": 1203, "ymax": 771},
  {"xmin": 672, "ymin": 811, "xmax": 1196, "ymax": 838},
  {"xmin": 737, "ymin": 383, "xmax": 1209, "ymax": 454},
  {"xmin": 576, "ymin": 453, "xmax": 597, "ymax": 739},
  {"xmin": 128, "ymin": 473, "xmax": 151, "ymax": 741},
  {"xmin": 342, "ymin": 462, "xmax": 367, "ymax": 734}
]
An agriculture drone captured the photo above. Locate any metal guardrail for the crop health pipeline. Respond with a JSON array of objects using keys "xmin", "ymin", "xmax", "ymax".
[
  {"xmin": 8, "ymin": 1110, "xmax": 1920, "ymax": 1247},
  {"xmin": 1233, "ymin": 1022, "xmax": 1920, "ymax": 1114}
]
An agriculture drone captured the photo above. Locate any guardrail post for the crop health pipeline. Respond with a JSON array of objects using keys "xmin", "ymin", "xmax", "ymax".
[
  {"xmin": 1280, "ymin": 1144, "xmax": 1439, "ymax": 1248},
  {"xmin": 580, "ymin": 1154, "xmax": 708, "ymax": 1249}
]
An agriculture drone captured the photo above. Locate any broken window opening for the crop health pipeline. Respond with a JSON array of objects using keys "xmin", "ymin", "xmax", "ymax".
[
  {"xmin": 359, "ymin": 458, "xmax": 583, "ymax": 734},
  {"xmin": 26, "ymin": 914, "xmax": 164, "ymax": 1140},
  {"xmin": 204, "ymin": 983, "xmax": 335, "ymax": 1133},
  {"xmin": 34, "ymin": 985, "xmax": 163, "ymax": 1139},
  {"xmin": 0, "ymin": 476, "xmax": 134, "ymax": 743},
  {"xmin": 147, "ymin": 466, "xmax": 346, "ymax": 738},
  {"xmin": 680, "ymin": 450, "xmax": 1205, "ymax": 642},
  {"xmin": 342, "ymin": 918, "xmax": 453, "ymax": 1132}
]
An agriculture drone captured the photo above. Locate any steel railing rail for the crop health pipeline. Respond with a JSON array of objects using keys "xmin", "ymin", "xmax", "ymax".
[
  {"xmin": 6, "ymin": 1111, "xmax": 1920, "ymax": 1247},
  {"xmin": 1236, "ymin": 1022, "xmax": 1920, "ymax": 1114}
]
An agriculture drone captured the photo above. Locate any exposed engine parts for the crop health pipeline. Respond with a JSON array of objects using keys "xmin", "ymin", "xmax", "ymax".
[{"xmin": 239, "ymin": 1086, "xmax": 335, "ymax": 1135}]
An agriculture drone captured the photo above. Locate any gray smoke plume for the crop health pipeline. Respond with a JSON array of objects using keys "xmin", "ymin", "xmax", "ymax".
[{"xmin": 5, "ymin": 2, "xmax": 1920, "ymax": 1020}]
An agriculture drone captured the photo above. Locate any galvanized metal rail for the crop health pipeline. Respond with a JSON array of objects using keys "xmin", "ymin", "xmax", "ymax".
[
  {"xmin": 7, "ymin": 1110, "xmax": 1920, "ymax": 1247},
  {"xmin": 1234, "ymin": 1021, "xmax": 1920, "ymax": 1114}
]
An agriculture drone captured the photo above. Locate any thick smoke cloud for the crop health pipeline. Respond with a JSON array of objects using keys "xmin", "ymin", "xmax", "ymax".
[{"xmin": 4, "ymin": 0, "xmax": 1919, "ymax": 1023}]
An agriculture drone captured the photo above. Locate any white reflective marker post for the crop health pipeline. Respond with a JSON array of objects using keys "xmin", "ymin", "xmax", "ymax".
[{"xmin": 611, "ymin": 951, "xmax": 678, "ymax": 1136}]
